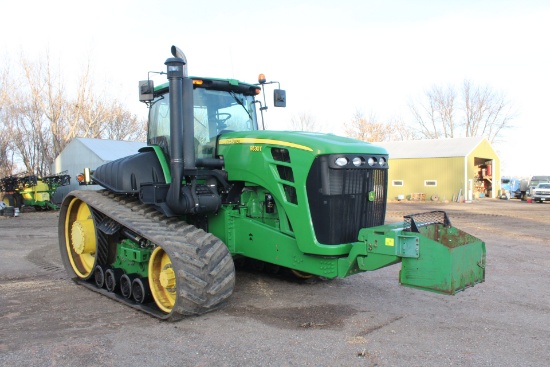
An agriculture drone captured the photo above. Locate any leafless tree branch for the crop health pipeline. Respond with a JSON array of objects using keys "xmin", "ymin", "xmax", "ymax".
[
  {"xmin": 410, "ymin": 80, "xmax": 515, "ymax": 142},
  {"xmin": 0, "ymin": 50, "xmax": 146, "ymax": 176}
]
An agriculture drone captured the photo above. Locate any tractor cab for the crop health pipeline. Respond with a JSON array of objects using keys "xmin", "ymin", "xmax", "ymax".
[{"xmin": 146, "ymin": 78, "xmax": 261, "ymax": 160}]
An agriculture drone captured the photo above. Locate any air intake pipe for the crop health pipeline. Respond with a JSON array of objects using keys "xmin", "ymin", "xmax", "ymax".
[{"xmin": 164, "ymin": 47, "xmax": 220, "ymax": 215}]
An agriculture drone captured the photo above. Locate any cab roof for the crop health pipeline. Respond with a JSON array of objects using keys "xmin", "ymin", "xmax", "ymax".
[{"xmin": 154, "ymin": 77, "xmax": 260, "ymax": 97}]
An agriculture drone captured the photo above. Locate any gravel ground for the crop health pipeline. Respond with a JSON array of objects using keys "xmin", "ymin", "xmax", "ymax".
[{"xmin": 0, "ymin": 199, "xmax": 548, "ymax": 367}]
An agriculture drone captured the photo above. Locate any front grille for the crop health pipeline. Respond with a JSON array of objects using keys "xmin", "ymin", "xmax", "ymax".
[{"xmin": 306, "ymin": 156, "xmax": 388, "ymax": 245}]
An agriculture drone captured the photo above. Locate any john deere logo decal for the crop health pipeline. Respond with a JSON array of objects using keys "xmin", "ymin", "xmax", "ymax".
[{"xmin": 368, "ymin": 191, "xmax": 375, "ymax": 201}]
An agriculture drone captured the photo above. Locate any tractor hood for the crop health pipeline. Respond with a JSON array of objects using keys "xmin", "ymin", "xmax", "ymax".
[
  {"xmin": 217, "ymin": 130, "xmax": 388, "ymax": 156},
  {"xmin": 217, "ymin": 130, "xmax": 389, "ymax": 187}
]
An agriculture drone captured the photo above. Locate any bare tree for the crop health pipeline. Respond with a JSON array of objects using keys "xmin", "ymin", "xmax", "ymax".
[
  {"xmin": 409, "ymin": 80, "xmax": 514, "ymax": 142},
  {"xmin": 102, "ymin": 100, "xmax": 147, "ymax": 141},
  {"xmin": 0, "ymin": 50, "xmax": 146, "ymax": 176},
  {"xmin": 387, "ymin": 116, "xmax": 420, "ymax": 141},
  {"xmin": 17, "ymin": 53, "xmax": 61, "ymax": 175},
  {"xmin": 290, "ymin": 112, "xmax": 318, "ymax": 132},
  {"xmin": 345, "ymin": 110, "xmax": 393, "ymax": 142},
  {"xmin": 409, "ymin": 84, "xmax": 456, "ymax": 139},
  {"xmin": 68, "ymin": 62, "xmax": 146, "ymax": 142},
  {"xmin": 345, "ymin": 111, "xmax": 381, "ymax": 142},
  {"xmin": 5, "ymin": 88, "xmax": 51, "ymax": 176},
  {"xmin": 0, "ymin": 62, "xmax": 16, "ymax": 177},
  {"xmin": 462, "ymin": 80, "xmax": 514, "ymax": 143},
  {"xmin": 0, "ymin": 119, "xmax": 17, "ymax": 177},
  {"xmin": 345, "ymin": 110, "xmax": 419, "ymax": 143},
  {"xmin": 0, "ymin": 145, "xmax": 15, "ymax": 178},
  {"xmin": 21, "ymin": 53, "xmax": 65, "ymax": 155}
]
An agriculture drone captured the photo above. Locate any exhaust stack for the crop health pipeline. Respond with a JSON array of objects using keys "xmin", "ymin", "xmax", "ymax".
[{"xmin": 164, "ymin": 46, "xmax": 220, "ymax": 216}]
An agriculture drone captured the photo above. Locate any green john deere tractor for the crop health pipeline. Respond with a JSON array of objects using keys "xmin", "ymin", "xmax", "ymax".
[{"xmin": 58, "ymin": 46, "xmax": 485, "ymax": 321}]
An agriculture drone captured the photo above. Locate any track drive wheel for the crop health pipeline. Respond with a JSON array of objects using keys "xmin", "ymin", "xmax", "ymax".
[
  {"xmin": 59, "ymin": 196, "xmax": 97, "ymax": 279},
  {"xmin": 149, "ymin": 247, "xmax": 178, "ymax": 313},
  {"xmin": 148, "ymin": 232, "xmax": 236, "ymax": 319}
]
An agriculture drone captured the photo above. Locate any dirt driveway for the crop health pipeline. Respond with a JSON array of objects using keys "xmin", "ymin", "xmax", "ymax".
[{"xmin": 1, "ymin": 199, "xmax": 548, "ymax": 367}]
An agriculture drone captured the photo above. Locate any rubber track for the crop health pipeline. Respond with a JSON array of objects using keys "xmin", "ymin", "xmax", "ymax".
[{"xmin": 66, "ymin": 190, "xmax": 236, "ymax": 321}]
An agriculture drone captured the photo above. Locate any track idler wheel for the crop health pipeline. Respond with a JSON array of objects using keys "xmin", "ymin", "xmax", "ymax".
[{"xmin": 60, "ymin": 197, "xmax": 98, "ymax": 279}]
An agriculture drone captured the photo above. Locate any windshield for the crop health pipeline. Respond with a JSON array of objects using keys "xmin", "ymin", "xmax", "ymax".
[
  {"xmin": 148, "ymin": 88, "xmax": 258, "ymax": 159},
  {"xmin": 531, "ymin": 180, "xmax": 549, "ymax": 186},
  {"xmin": 538, "ymin": 184, "xmax": 550, "ymax": 189}
]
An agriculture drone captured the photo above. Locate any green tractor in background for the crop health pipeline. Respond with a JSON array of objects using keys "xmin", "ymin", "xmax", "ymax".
[
  {"xmin": 58, "ymin": 46, "xmax": 485, "ymax": 321},
  {"xmin": 1, "ymin": 173, "xmax": 71, "ymax": 211}
]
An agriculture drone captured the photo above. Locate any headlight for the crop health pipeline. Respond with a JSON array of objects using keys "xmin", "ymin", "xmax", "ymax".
[
  {"xmin": 335, "ymin": 157, "xmax": 348, "ymax": 167},
  {"xmin": 327, "ymin": 154, "xmax": 389, "ymax": 169},
  {"xmin": 352, "ymin": 157, "xmax": 363, "ymax": 167}
]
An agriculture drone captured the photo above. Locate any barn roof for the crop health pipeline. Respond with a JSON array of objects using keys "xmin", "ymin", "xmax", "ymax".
[
  {"xmin": 376, "ymin": 136, "xmax": 487, "ymax": 159},
  {"xmin": 76, "ymin": 138, "xmax": 146, "ymax": 161}
]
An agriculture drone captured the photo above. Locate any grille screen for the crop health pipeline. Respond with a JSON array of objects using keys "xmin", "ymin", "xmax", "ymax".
[{"xmin": 306, "ymin": 156, "xmax": 387, "ymax": 244}]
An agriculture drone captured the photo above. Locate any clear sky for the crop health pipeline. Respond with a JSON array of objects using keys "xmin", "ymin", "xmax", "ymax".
[{"xmin": 2, "ymin": 0, "xmax": 549, "ymax": 178}]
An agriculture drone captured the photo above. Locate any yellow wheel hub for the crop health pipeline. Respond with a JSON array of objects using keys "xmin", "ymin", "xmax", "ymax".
[
  {"xmin": 64, "ymin": 198, "xmax": 97, "ymax": 278},
  {"xmin": 149, "ymin": 247, "xmax": 177, "ymax": 313},
  {"xmin": 70, "ymin": 218, "xmax": 95, "ymax": 255},
  {"xmin": 159, "ymin": 266, "xmax": 176, "ymax": 289}
]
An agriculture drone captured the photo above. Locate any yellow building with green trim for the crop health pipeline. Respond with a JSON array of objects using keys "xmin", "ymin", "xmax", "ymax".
[{"xmin": 377, "ymin": 137, "xmax": 500, "ymax": 201}]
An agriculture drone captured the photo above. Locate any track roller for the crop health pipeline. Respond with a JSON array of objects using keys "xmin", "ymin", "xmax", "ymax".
[
  {"xmin": 105, "ymin": 268, "xmax": 124, "ymax": 292},
  {"xmin": 120, "ymin": 273, "xmax": 137, "ymax": 299},
  {"xmin": 94, "ymin": 265, "xmax": 106, "ymax": 288},
  {"xmin": 132, "ymin": 278, "xmax": 152, "ymax": 304}
]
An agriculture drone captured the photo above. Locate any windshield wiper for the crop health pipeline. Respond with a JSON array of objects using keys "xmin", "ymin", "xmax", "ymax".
[{"xmin": 229, "ymin": 91, "xmax": 253, "ymax": 121}]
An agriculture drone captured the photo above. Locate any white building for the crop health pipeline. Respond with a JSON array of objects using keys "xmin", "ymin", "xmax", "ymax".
[{"xmin": 51, "ymin": 138, "xmax": 146, "ymax": 203}]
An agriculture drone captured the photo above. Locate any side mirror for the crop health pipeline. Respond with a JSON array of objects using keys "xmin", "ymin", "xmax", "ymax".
[
  {"xmin": 274, "ymin": 89, "xmax": 286, "ymax": 107},
  {"xmin": 139, "ymin": 80, "xmax": 154, "ymax": 102}
]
